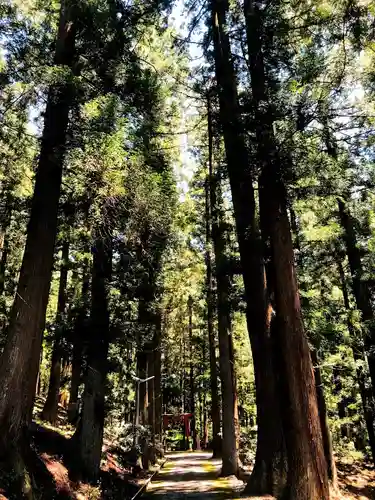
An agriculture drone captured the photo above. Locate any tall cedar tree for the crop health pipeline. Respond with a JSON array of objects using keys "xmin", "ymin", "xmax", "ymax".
[
  {"xmin": 209, "ymin": 0, "xmax": 287, "ymax": 492},
  {"xmin": 209, "ymin": 155, "xmax": 239, "ymax": 476},
  {"xmin": 289, "ymin": 207, "xmax": 337, "ymax": 482},
  {"xmin": 0, "ymin": 0, "xmax": 76, "ymax": 457},
  {"xmin": 244, "ymin": 0, "xmax": 330, "ymax": 497},
  {"xmin": 205, "ymin": 96, "xmax": 221, "ymax": 458}
]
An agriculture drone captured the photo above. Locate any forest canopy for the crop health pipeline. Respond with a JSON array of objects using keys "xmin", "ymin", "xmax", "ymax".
[{"xmin": 0, "ymin": 0, "xmax": 375, "ymax": 499}]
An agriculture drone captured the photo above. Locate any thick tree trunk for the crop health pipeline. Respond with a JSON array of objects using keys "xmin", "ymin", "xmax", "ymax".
[
  {"xmin": 210, "ymin": 0, "xmax": 286, "ymax": 491},
  {"xmin": 228, "ymin": 324, "xmax": 239, "ymax": 448},
  {"xmin": 206, "ymin": 97, "xmax": 222, "ymax": 458},
  {"xmin": 337, "ymin": 259, "xmax": 375, "ymax": 463},
  {"xmin": 261, "ymin": 170, "xmax": 329, "ymax": 499},
  {"xmin": 243, "ymin": 2, "xmax": 330, "ymax": 497},
  {"xmin": 42, "ymin": 240, "xmax": 70, "ymax": 425},
  {"xmin": 210, "ymin": 171, "xmax": 239, "ymax": 476},
  {"xmin": 245, "ymin": 313, "xmax": 287, "ymax": 495},
  {"xmin": 74, "ymin": 231, "xmax": 112, "ymax": 482},
  {"xmin": 290, "ymin": 204, "xmax": 336, "ymax": 484},
  {"xmin": 0, "ymin": 0, "xmax": 75, "ymax": 457},
  {"xmin": 216, "ymin": 272, "xmax": 238, "ymax": 476},
  {"xmin": 245, "ymin": 175, "xmax": 287, "ymax": 496}
]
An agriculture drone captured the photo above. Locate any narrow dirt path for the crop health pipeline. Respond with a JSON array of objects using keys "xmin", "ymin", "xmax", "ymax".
[{"xmin": 144, "ymin": 451, "xmax": 244, "ymax": 499}]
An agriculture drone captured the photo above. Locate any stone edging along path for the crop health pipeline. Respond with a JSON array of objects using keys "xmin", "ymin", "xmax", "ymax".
[{"xmin": 130, "ymin": 458, "xmax": 168, "ymax": 500}]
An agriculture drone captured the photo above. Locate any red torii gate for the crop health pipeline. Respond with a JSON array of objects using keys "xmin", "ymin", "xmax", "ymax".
[{"xmin": 162, "ymin": 413, "xmax": 193, "ymax": 439}]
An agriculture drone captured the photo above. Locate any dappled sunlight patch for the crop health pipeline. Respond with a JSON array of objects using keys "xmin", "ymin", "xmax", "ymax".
[
  {"xmin": 147, "ymin": 451, "xmax": 245, "ymax": 498},
  {"xmin": 334, "ymin": 460, "xmax": 375, "ymax": 499}
]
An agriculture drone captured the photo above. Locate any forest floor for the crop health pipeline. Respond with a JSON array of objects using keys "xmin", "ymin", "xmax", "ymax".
[
  {"xmin": 0, "ymin": 398, "xmax": 161, "ymax": 499},
  {"xmin": 1, "ymin": 400, "xmax": 374, "ymax": 499},
  {"xmin": 145, "ymin": 451, "xmax": 375, "ymax": 500},
  {"xmin": 144, "ymin": 451, "xmax": 245, "ymax": 499}
]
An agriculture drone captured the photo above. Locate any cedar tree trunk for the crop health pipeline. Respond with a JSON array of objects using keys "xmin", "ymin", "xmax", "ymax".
[
  {"xmin": 206, "ymin": 96, "xmax": 222, "ymax": 457},
  {"xmin": 211, "ymin": 0, "xmax": 286, "ymax": 491},
  {"xmin": 244, "ymin": 1, "xmax": 330, "ymax": 497},
  {"xmin": 210, "ymin": 171, "xmax": 239, "ymax": 477},
  {"xmin": 0, "ymin": 0, "xmax": 75, "ymax": 457}
]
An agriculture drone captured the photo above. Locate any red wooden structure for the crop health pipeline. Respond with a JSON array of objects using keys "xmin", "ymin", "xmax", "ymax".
[{"xmin": 162, "ymin": 413, "xmax": 193, "ymax": 438}]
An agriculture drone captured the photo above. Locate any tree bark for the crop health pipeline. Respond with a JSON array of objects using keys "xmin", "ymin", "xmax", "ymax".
[
  {"xmin": 260, "ymin": 169, "xmax": 329, "ymax": 499},
  {"xmin": 210, "ymin": 0, "xmax": 286, "ymax": 491},
  {"xmin": 42, "ymin": 240, "xmax": 70, "ymax": 425},
  {"xmin": 0, "ymin": 0, "xmax": 76, "ymax": 457},
  {"xmin": 210, "ymin": 168, "xmax": 239, "ymax": 477},
  {"xmin": 74, "ymin": 230, "xmax": 112, "ymax": 482},
  {"xmin": 337, "ymin": 258, "xmax": 375, "ymax": 464},
  {"xmin": 243, "ymin": 2, "xmax": 330, "ymax": 497},
  {"xmin": 289, "ymin": 203, "xmax": 337, "ymax": 484},
  {"xmin": 206, "ymin": 96, "xmax": 222, "ymax": 458},
  {"xmin": 246, "ymin": 171, "xmax": 287, "ymax": 496}
]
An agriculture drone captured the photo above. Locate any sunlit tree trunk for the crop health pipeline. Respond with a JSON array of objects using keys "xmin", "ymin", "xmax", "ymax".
[
  {"xmin": 244, "ymin": 1, "xmax": 329, "ymax": 497},
  {"xmin": 0, "ymin": 0, "xmax": 76, "ymax": 459},
  {"xmin": 210, "ymin": 0, "xmax": 286, "ymax": 490},
  {"xmin": 290, "ymin": 204, "xmax": 337, "ymax": 484}
]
